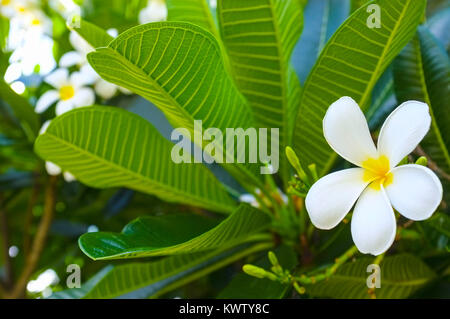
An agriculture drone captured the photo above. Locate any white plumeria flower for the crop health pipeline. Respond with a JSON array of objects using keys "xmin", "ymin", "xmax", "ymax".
[
  {"xmin": 138, "ymin": 0, "xmax": 167, "ymax": 24},
  {"xmin": 239, "ymin": 194, "xmax": 259, "ymax": 208},
  {"xmin": 45, "ymin": 161, "xmax": 76, "ymax": 182},
  {"xmin": 41, "ymin": 121, "xmax": 76, "ymax": 182},
  {"xmin": 60, "ymin": 30, "xmax": 131, "ymax": 99},
  {"xmin": 35, "ymin": 68, "xmax": 95, "ymax": 115},
  {"xmin": 0, "ymin": 0, "xmax": 38, "ymax": 19},
  {"xmin": 305, "ymin": 97, "xmax": 443, "ymax": 256},
  {"xmin": 49, "ymin": 0, "xmax": 80, "ymax": 20},
  {"xmin": 45, "ymin": 161, "xmax": 62, "ymax": 176}
]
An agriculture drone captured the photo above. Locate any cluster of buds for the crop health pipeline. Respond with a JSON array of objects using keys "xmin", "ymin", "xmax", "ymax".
[{"xmin": 285, "ymin": 147, "xmax": 318, "ymax": 198}]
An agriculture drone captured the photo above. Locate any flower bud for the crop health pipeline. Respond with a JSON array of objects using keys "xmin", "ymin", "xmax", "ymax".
[
  {"xmin": 286, "ymin": 147, "xmax": 308, "ymax": 182},
  {"xmin": 415, "ymin": 156, "xmax": 428, "ymax": 166},
  {"xmin": 242, "ymin": 264, "xmax": 267, "ymax": 279}
]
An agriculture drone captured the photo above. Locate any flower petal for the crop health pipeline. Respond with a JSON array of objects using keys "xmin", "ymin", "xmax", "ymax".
[
  {"xmin": 377, "ymin": 101, "xmax": 431, "ymax": 168},
  {"xmin": 351, "ymin": 187, "xmax": 396, "ymax": 255},
  {"xmin": 39, "ymin": 120, "xmax": 51, "ymax": 135},
  {"xmin": 70, "ymin": 71, "xmax": 95, "ymax": 87},
  {"xmin": 45, "ymin": 68, "xmax": 69, "ymax": 88},
  {"xmin": 323, "ymin": 96, "xmax": 378, "ymax": 167},
  {"xmin": 45, "ymin": 162, "xmax": 61, "ymax": 176},
  {"xmin": 72, "ymin": 88, "xmax": 95, "ymax": 107},
  {"xmin": 63, "ymin": 172, "xmax": 76, "ymax": 182},
  {"xmin": 306, "ymin": 168, "xmax": 369, "ymax": 230},
  {"xmin": 59, "ymin": 51, "xmax": 84, "ymax": 68},
  {"xmin": 385, "ymin": 164, "xmax": 442, "ymax": 221},
  {"xmin": 55, "ymin": 100, "xmax": 74, "ymax": 116},
  {"xmin": 69, "ymin": 31, "xmax": 93, "ymax": 54},
  {"xmin": 80, "ymin": 64, "xmax": 100, "ymax": 82},
  {"xmin": 35, "ymin": 90, "xmax": 59, "ymax": 113},
  {"xmin": 95, "ymin": 79, "xmax": 117, "ymax": 99}
]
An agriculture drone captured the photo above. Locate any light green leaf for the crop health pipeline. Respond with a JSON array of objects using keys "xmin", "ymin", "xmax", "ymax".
[
  {"xmin": 293, "ymin": 0, "xmax": 426, "ymax": 174},
  {"xmin": 34, "ymin": 106, "xmax": 236, "ymax": 213},
  {"xmin": 79, "ymin": 203, "xmax": 271, "ymax": 260},
  {"xmin": 86, "ymin": 22, "xmax": 262, "ymax": 186},
  {"xmin": 393, "ymin": 26, "xmax": 450, "ymax": 173},
  {"xmin": 307, "ymin": 254, "xmax": 436, "ymax": 298},
  {"xmin": 70, "ymin": 18, "xmax": 114, "ymax": 48},
  {"xmin": 48, "ymin": 265, "xmax": 114, "ymax": 299},
  {"xmin": 217, "ymin": 0, "xmax": 304, "ymax": 181},
  {"xmin": 50, "ymin": 242, "xmax": 273, "ymax": 299},
  {"xmin": 166, "ymin": 0, "xmax": 218, "ymax": 37},
  {"xmin": 0, "ymin": 15, "xmax": 9, "ymax": 50}
]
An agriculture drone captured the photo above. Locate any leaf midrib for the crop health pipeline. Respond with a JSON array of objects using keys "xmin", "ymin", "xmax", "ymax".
[
  {"xmin": 88, "ymin": 232, "xmax": 269, "ymax": 260},
  {"xmin": 42, "ymin": 131, "xmax": 234, "ymax": 213}
]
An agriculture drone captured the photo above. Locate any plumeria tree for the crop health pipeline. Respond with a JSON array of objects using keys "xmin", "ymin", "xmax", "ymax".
[{"xmin": 0, "ymin": 0, "xmax": 449, "ymax": 299}]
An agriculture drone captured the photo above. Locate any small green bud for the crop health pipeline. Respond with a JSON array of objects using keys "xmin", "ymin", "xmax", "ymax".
[
  {"xmin": 308, "ymin": 163, "xmax": 319, "ymax": 182},
  {"xmin": 286, "ymin": 147, "xmax": 308, "ymax": 182},
  {"xmin": 271, "ymin": 265, "xmax": 284, "ymax": 276},
  {"xmin": 242, "ymin": 265, "xmax": 266, "ymax": 278},
  {"xmin": 415, "ymin": 156, "xmax": 428, "ymax": 166},
  {"xmin": 268, "ymin": 251, "xmax": 279, "ymax": 267},
  {"xmin": 293, "ymin": 282, "xmax": 306, "ymax": 295}
]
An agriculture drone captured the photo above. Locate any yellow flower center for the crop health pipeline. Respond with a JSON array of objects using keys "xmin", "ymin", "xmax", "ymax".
[
  {"xmin": 59, "ymin": 85, "xmax": 75, "ymax": 101},
  {"xmin": 1, "ymin": 0, "xmax": 11, "ymax": 6},
  {"xmin": 362, "ymin": 155, "xmax": 394, "ymax": 190},
  {"xmin": 31, "ymin": 18, "xmax": 41, "ymax": 26}
]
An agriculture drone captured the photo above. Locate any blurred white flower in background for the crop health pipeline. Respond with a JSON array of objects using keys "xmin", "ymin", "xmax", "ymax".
[
  {"xmin": 40, "ymin": 121, "xmax": 76, "ymax": 181},
  {"xmin": 2, "ymin": 0, "xmax": 56, "ymax": 77},
  {"xmin": 139, "ymin": 0, "xmax": 167, "ymax": 24},
  {"xmin": 60, "ymin": 29, "xmax": 132, "ymax": 99},
  {"xmin": 35, "ymin": 68, "xmax": 95, "ymax": 115},
  {"xmin": 27, "ymin": 269, "xmax": 59, "ymax": 295},
  {"xmin": 49, "ymin": 0, "xmax": 80, "ymax": 19}
]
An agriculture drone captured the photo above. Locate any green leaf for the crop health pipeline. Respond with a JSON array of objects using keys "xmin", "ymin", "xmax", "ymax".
[
  {"xmin": 166, "ymin": 0, "xmax": 218, "ymax": 37},
  {"xmin": 307, "ymin": 254, "xmax": 436, "ymax": 298},
  {"xmin": 70, "ymin": 18, "xmax": 114, "ymax": 48},
  {"xmin": 292, "ymin": 0, "xmax": 350, "ymax": 84},
  {"xmin": 0, "ymin": 78, "xmax": 39, "ymax": 141},
  {"xmin": 34, "ymin": 106, "xmax": 236, "ymax": 213},
  {"xmin": 86, "ymin": 22, "xmax": 262, "ymax": 186},
  {"xmin": 81, "ymin": 0, "xmax": 148, "ymax": 33},
  {"xmin": 48, "ymin": 265, "xmax": 114, "ymax": 299},
  {"xmin": 218, "ymin": 244, "xmax": 297, "ymax": 298},
  {"xmin": 50, "ymin": 242, "xmax": 273, "ymax": 299},
  {"xmin": 217, "ymin": 0, "xmax": 304, "ymax": 180},
  {"xmin": 393, "ymin": 26, "xmax": 450, "ymax": 173},
  {"xmin": 79, "ymin": 203, "xmax": 271, "ymax": 260},
  {"xmin": 0, "ymin": 14, "xmax": 9, "ymax": 50},
  {"xmin": 293, "ymin": 0, "xmax": 426, "ymax": 174},
  {"xmin": 426, "ymin": 213, "xmax": 450, "ymax": 238},
  {"xmin": 366, "ymin": 66, "xmax": 397, "ymax": 130}
]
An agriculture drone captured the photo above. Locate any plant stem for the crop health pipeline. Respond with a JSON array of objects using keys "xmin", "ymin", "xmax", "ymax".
[
  {"xmin": 293, "ymin": 245, "xmax": 358, "ymax": 285},
  {"xmin": 23, "ymin": 175, "xmax": 40, "ymax": 258},
  {"xmin": 8, "ymin": 175, "xmax": 58, "ymax": 299},
  {"xmin": 0, "ymin": 194, "xmax": 13, "ymax": 289},
  {"xmin": 415, "ymin": 146, "xmax": 450, "ymax": 181}
]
